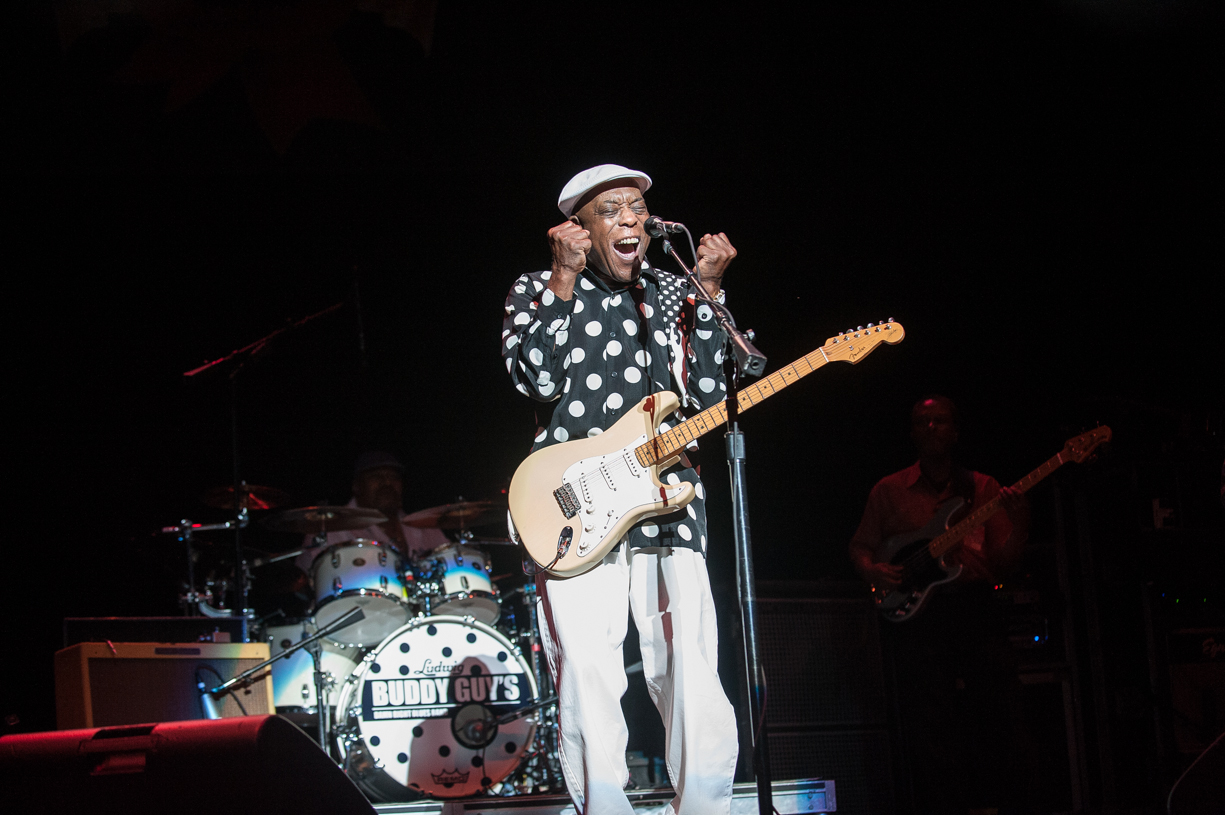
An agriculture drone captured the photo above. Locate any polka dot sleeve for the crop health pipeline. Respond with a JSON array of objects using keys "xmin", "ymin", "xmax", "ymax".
[
  {"xmin": 502, "ymin": 271, "xmax": 574, "ymax": 402},
  {"xmin": 682, "ymin": 294, "xmax": 728, "ymax": 412}
]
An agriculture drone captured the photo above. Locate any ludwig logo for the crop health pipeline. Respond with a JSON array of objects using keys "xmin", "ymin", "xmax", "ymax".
[{"xmin": 431, "ymin": 768, "xmax": 470, "ymax": 785}]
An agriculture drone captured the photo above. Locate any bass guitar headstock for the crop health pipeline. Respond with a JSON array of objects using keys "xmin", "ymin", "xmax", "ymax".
[
  {"xmin": 824, "ymin": 320, "xmax": 905, "ymax": 364},
  {"xmin": 1063, "ymin": 425, "xmax": 1112, "ymax": 463}
]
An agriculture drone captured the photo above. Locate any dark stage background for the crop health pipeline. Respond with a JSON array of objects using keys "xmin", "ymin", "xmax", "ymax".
[{"xmin": 4, "ymin": 1, "xmax": 1222, "ymax": 808}]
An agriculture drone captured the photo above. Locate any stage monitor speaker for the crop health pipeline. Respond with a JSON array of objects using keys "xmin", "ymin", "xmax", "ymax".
[
  {"xmin": 0, "ymin": 715, "xmax": 375, "ymax": 815},
  {"xmin": 54, "ymin": 642, "xmax": 274, "ymax": 729}
]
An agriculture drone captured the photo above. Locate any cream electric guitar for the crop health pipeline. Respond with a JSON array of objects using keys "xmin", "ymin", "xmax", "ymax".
[{"xmin": 508, "ymin": 320, "xmax": 905, "ymax": 577}]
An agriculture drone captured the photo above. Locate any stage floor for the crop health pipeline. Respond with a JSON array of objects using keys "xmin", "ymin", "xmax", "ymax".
[{"xmin": 370, "ymin": 778, "xmax": 834, "ymax": 814}]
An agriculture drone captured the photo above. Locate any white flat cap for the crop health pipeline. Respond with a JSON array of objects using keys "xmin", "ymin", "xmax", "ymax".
[{"xmin": 557, "ymin": 164, "xmax": 653, "ymax": 217}]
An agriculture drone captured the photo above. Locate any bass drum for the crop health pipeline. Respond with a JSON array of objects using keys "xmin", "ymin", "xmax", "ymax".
[{"xmin": 333, "ymin": 616, "xmax": 538, "ymax": 801}]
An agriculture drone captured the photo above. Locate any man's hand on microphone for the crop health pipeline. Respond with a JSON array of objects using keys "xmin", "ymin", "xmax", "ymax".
[
  {"xmin": 696, "ymin": 232, "xmax": 735, "ymax": 298},
  {"xmin": 547, "ymin": 219, "xmax": 590, "ymax": 301}
]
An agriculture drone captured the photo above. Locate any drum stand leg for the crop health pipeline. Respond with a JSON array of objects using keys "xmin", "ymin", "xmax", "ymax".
[
  {"xmin": 515, "ymin": 583, "xmax": 564, "ymax": 794},
  {"xmin": 523, "ymin": 584, "xmax": 545, "ymax": 701},
  {"xmin": 307, "ymin": 638, "xmax": 332, "ymax": 754}
]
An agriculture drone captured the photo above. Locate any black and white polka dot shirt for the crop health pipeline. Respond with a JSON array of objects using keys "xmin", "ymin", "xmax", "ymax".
[{"xmin": 502, "ymin": 263, "xmax": 727, "ymax": 554}]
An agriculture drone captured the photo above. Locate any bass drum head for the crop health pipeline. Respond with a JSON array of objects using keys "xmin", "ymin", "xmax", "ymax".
[{"xmin": 334, "ymin": 616, "xmax": 538, "ymax": 801}]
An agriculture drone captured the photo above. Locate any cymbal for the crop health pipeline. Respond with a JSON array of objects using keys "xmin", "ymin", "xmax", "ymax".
[
  {"xmin": 202, "ymin": 484, "xmax": 292, "ymax": 511},
  {"xmin": 402, "ymin": 500, "xmax": 506, "ymax": 530},
  {"xmin": 263, "ymin": 505, "xmax": 387, "ymax": 534}
]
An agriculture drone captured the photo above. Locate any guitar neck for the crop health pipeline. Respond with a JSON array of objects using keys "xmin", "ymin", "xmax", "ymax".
[
  {"xmin": 636, "ymin": 345, "xmax": 833, "ymax": 467},
  {"xmin": 927, "ymin": 450, "xmax": 1068, "ymax": 560}
]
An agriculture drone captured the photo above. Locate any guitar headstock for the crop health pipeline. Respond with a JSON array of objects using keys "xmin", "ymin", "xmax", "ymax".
[
  {"xmin": 824, "ymin": 320, "xmax": 906, "ymax": 364},
  {"xmin": 1062, "ymin": 426, "xmax": 1112, "ymax": 463}
]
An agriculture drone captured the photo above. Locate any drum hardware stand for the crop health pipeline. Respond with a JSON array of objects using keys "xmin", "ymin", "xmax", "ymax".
[
  {"xmin": 660, "ymin": 234, "xmax": 773, "ymax": 815},
  {"xmin": 503, "ymin": 703, "xmax": 563, "ymax": 795},
  {"xmin": 500, "ymin": 581, "xmax": 564, "ymax": 794},
  {"xmin": 184, "ymin": 301, "xmax": 345, "ymax": 628},
  {"xmin": 205, "ymin": 605, "xmax": 367, "ymax": 750},
  {"xmin": 164, "ymin": 516, "xmax": 249, "ymax": 619},
  {"xmin": 409, "ymin": 558, "xmax": 441, "ymax": 616},
  {"xmin": 505, "ymin": 583, "xmax": 548, "ymax": 705}
]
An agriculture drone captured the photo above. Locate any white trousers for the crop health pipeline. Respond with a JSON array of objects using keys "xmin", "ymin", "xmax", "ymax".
[{"xmin": 536, "ymin": 545, "xmax": 739, "ymax": 815}]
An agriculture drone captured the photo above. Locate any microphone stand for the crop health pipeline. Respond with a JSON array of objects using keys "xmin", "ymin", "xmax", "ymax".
[
  {"xmin": 204, "ymin": 606, "xmax": 366, "ymax": 751},
  {"xmin": 660, "ymin": 239, "xmax": 772, "ymax": 815},
  {"xmin": 183, "ymin": 301, "xmax": 345, "ymax": 631}
]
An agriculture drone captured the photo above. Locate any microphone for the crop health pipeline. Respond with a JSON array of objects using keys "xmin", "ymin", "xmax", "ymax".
[
  {"xmin": 198, "ymin": 681, "xmax": 223, "ymax": 719},
  {"xmin": 644, "ymin": 216, "xmax": 686, "ymax": 238}
]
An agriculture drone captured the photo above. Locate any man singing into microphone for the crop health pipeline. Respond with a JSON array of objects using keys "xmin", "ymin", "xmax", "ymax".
[{"xmin": 501, "ymin": 164, "xmax": 740, "ymax": 814}]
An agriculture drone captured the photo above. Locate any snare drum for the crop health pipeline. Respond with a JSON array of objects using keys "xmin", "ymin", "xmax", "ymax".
[
  {"xmin": 312, "ymin": 539, "xmax": 409, "ymax": 646},
  {"xmin": 333, "ymin": 616, "xmax": 538, "ymax": 801},
  {"xmin": 265, "ymin": 620, "xmax": 361, "ymax": 711},
  {"xmin": 412, "ymin": 543, "xmax": 500, "ymax": 624}
]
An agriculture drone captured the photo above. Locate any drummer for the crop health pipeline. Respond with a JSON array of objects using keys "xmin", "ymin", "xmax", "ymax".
[{"xmin": 293, "ymin": 450, "xmax": 448, "ymax": 574}]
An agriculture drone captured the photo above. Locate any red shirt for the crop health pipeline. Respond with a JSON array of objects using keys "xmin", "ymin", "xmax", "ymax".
[{"xmin": 851, "ymin": 462, "xmax": 1016, "ymax": 583}]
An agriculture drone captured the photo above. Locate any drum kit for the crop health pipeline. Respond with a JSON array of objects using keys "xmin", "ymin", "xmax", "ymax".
[{"xmin": 169, "ymin": 491, "xmax": 563, "ymax": 802}]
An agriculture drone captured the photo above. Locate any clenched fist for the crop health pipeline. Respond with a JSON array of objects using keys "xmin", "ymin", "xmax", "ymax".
[
  {"xmin": 549, "ymin": 218, "xmax": 590, "ymax": 273},
  {"xmin": 696, "ymin": 232, "xmax": 736, "ymax": 298}
]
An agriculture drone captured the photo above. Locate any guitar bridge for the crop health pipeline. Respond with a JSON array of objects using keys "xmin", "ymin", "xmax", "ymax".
[{"xmin": 553, "ymin": 482, "xmax": 580, "ymax": 519}]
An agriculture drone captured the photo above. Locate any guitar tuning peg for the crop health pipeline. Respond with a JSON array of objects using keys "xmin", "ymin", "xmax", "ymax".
[
  {"xmin": 867, "ymin": 322, "xmax": 875, "ymax": 328},
  {"xmin": 857, "ymin": 325, "xmax": 864, "ymax": 331},
  {"xmin": 887, "ymin": 317, "xmax": 894, "ymax": 323}
]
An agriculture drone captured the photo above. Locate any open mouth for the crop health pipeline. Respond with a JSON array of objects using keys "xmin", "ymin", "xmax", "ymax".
[{"xmin": 612, "ymin": 236, "xmax": 640, "ymax": 260}]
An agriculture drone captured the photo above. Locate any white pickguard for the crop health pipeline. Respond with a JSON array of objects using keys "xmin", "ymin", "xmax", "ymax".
[{"xmin": 560, "ymin": 433, "xmax": 688, "ymax": 557}]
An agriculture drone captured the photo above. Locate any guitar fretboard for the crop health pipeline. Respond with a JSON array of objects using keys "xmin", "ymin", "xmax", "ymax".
[
  {"xmin": 634, "ymin": 344, "xmax": 830, "ymax": 467},
  {"xmin": 927, "ymin": 452, "xmax": 1067, "ymax": 559},
  {"xmin": 629, "ymin": 321, "xmax": 902, "ymax": 467}
]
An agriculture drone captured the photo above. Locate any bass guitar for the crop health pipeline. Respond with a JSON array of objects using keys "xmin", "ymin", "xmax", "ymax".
[
  {"xmin": 509, "ymin": 320, "xmax": 905, "ymax": 577},
  {"xmin": 874, "ymin": 425, "xmax": 1111, "ymax": 622}
]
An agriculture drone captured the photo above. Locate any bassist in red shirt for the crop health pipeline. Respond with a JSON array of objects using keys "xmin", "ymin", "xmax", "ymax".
[{"xmin": 850, "ymin": 395, "xmax": 1034, "ymax": 815}]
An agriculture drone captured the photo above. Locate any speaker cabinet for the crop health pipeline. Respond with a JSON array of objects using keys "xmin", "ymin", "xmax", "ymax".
[
  {"xmin": 54, "ymin": 642, "xmax": 274, "ymax": 729},
  {"xmin": 0, "ymin": 715, "xmax": 374, "ymax": 814},
  {"xmin": 759, "ymin": 598, "xmax": 888, "ymax": 728},
  {"xmin": 1167, "ymin": 628, "xmax": 1225, "ymax": 754},
  {"xmin": 758, "ymin": 597, "xmax": 895, "ymax": 815}
]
